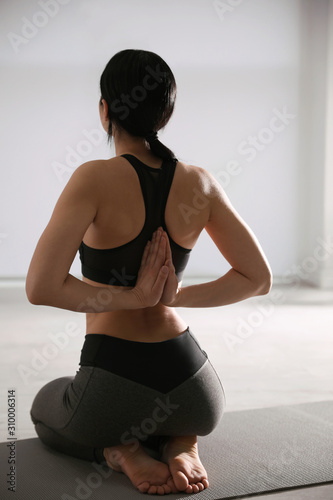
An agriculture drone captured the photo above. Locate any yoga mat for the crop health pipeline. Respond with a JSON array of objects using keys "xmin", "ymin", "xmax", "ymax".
[{"xmin": 1, "ymin": 400, "xmax": 332, "ymax": 500}]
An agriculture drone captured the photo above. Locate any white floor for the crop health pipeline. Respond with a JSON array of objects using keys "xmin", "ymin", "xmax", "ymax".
[{"xmin": 0, "ymin": 281, "xmax": 332, "ymax": 499}]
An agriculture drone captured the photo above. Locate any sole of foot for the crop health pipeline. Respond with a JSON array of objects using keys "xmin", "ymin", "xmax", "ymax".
[
  {"xmin": 104, "ymin": 442, "xmax": 177, "ymax": 495},
  {"xmin": 160, "ymin": 435, "xmax": 209, "ymax": 494}
]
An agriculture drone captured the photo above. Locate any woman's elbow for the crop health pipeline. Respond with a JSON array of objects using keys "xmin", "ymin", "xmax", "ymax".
[
  {"xmin": 26, "ymin": 291, "xmax": 45, "ymax": 306},
  {"xmin": 25, "ymin": 276, "xmax": 51, "ymax": 305},
  {"xmin": 255, "ymin": 270, "xmax": 273, "ymax": 296},
  {"xmin": 26, "ymin": 279, "xmax": 41, "ymax": 305}
]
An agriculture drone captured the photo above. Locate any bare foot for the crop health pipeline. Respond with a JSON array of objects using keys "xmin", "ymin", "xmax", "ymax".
[
  {"xmin": 160, "ymin": 435, "xmax": 209, "ymax": 494},
  {"xmin": 104, "ymin": 442, "xmax": 176, "ymax": 495}
]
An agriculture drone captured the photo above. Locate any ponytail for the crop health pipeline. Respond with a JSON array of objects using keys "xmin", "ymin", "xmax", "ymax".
[{"xmin": 145, "ymin": 132, "xmax": 176, "ymax": 161}]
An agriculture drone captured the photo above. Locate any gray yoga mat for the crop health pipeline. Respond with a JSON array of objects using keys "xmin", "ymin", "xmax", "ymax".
[{"xmin": 1, "ymin": 400, "xmax": 332, "ymax": 500}]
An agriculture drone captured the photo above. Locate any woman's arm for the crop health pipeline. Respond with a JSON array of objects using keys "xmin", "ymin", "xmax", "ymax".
[
  {"xmin": 162, "ymin": 171, "xmax": 272, "ymax": 308},
  {"xmin": 26, "ymin": 162, "xmax": 168, "ymax": 312}
]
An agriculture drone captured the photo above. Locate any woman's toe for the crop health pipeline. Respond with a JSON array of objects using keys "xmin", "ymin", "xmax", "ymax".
[
  {"xmin": 191, "ymin": 483, "xmax": 200, "ymax": 493},
  {"xmin": 202, "ymin": 478, "xmax": 209, "ymax": 488},
  {"xmin": 167, "ymin": 477, "xmax": 178, "ymax": 493},
  {"xmin": 162, "ymin": 484, "xmax": 171, "ymax": 494},
  {"xmin": 185, "ymin": 484, "xmax": 193, "ymax": 493},
  {"xmin": 138, "ymin": 481, "xmax": 150, "ymax": 493},
  {"xmin": 173, "ymin": 470, "xmax": 189, "ymax": 491}
]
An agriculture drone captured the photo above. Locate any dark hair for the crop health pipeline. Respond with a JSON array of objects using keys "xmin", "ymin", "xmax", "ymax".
[{"xmin": 100, "ymin": 49, "xmax": 177, "ymax": 160}]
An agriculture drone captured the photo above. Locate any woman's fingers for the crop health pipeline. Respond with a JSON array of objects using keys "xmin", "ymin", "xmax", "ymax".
[
  {"xmin": 146, "ymin": 228, "xmax": 159, "ymax": 261},
  {"xmin": 142, "ymin": 232, "xmax": 156, "ymax": 269},
  {"xmin": 162, "ymin": 231, "xmax": 176, "ymax": 273},
  {"xmin": 133, "ymin": 228, "xmax": 170, "ymax": 307},
  {"xmin": 151, "ymin": 261, "xmax": 169, "ymax": 296},
  {"xmin": 146, "ymin": 228, "xmax": 166, "ymax": 267},
  {"xmin": 139, "ymin": 227, "xmax": 168, "ymax": 276},
  {"xmin": 163, "ymin": 229, "xmax": 172, "ymax": 261},
  {"xmin": 152, "ymin": 234, "xmax": 166, "ymax": 270}
]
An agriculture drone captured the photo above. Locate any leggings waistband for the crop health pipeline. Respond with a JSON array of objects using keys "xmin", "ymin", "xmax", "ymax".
[{"xmin": 79, "ymin": 327, "xmax": 208, "ymax": 393}]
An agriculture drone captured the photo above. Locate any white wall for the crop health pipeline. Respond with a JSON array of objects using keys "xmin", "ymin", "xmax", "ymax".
[
  {"xmin": 298, "ymin": 0, "xmax": 333, "ymax": 288},
  {"xmin": 0, "ymin": 0, "xmax": 331, "ymax": 285}
]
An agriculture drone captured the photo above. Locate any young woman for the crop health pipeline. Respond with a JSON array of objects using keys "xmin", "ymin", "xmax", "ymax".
[{"xmin": 26, "ymin": 49, "xmax": 272, "ymax": 496}]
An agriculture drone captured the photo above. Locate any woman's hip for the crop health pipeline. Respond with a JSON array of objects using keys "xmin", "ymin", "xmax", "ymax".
[
  {"xmin": 67, "ymin": 359, "xmax": 225, "ymax": 447},
  {"xmin": 31, "ymin": 327, "xmax": 226, "ymax": 446}
]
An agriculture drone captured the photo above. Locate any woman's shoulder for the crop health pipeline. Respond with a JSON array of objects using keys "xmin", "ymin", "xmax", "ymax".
[
  {"xmin": 175, "ymin": 159, "xmax": 219, "ymax": 198},
  {"xmin": 70, "ymin": 157, "xmax": 134, "ymax": 186},
  {"xmin": 73, "ymin": 157, "xmax": 123, "ymax": 175}
]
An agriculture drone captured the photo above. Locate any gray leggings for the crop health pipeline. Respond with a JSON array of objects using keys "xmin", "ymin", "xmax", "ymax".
[{"xmin": 30, "ymin": 328, "xmax": 226, "ymax": 464}]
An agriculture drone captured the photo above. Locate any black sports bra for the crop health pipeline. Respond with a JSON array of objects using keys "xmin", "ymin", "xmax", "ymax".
[{"xmin": 78, "ymin": 154, "xmax": 191, "ymax": 286}]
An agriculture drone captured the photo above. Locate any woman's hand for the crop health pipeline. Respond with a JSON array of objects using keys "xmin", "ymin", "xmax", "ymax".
[
  {"xmin": 129, "ymin": 228, "xmax": 170, "ymax": 308},
  {"xmin": 159, "ymin": 231, "xmax": 181, "ymax": 307}
]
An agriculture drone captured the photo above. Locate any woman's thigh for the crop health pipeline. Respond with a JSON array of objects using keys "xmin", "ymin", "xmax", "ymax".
[{"xmin": 30, "ymin": 367, "xmax": 93, "ymax": 430}]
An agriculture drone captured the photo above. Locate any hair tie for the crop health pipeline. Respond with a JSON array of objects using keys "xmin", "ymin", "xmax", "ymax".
[{"xmin": 145, "ymin": 131, "xmax": 158, "ymax": 142}]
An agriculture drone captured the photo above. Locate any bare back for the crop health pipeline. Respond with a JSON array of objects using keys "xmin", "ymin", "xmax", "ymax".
[{"xmin": 82, "ymin": 154, "xmax": 211, "ymax": 341}]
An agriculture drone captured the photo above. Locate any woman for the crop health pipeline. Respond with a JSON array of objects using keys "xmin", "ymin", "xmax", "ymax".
[{"xmin": 26, "ymin": 49, "xmax": 272, "ymax": 496}]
